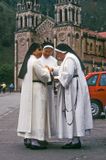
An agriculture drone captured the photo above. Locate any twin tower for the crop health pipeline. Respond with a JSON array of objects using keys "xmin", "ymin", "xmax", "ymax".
[
  {"xmin": 15, "ymin": 0, "xmax": 82, "ymax": 90},
  {"xmin": 16, "ymin": 0, "xmax": 81, "ymax": 31}
]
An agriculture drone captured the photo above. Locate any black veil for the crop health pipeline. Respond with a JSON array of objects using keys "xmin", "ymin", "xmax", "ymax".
[
  {"xmin": 18, "ymin": 43, "xmax": 41, "ymax": 79},
  {"xmin": 55, "ymin": 43, "xmax": 85, "ymax": 71}
]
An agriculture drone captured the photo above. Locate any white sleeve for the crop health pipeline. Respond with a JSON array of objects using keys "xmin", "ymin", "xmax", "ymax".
[
  {"xmin": 53, "ymin": 66, "xmax": 60, "ymax": 76},
  {"xmin": 33, "ymin": 62, "xmax": 50, "ymax": 83},
  {"xmin": 59, "ymin": 58, "xmax": 76, "ymax": 88}
]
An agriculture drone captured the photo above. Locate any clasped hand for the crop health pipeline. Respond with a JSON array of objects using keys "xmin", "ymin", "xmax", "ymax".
[{"xmin": 45, "ymin": 65, "xmax": 54, "ymax": 73}]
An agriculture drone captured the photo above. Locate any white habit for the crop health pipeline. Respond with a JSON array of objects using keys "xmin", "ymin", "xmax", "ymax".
[
  {"xmin": 54, "ymin": 53, "xmax": 93, "ymax": 139},
  {"xmin": 39, "ymin": 55, "xmax": 58, "ymax": 136},
  {"xmin": 17, "ymin": 55, "xmax": 51, "ymax": 141}
]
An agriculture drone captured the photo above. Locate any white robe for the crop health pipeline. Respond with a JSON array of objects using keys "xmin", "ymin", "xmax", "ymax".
[
  {"xmin": 17, "ymin": 55, "xmax": 51, "ymax": 140},
  {"xmin": 39, "ymin": 55, "xmax": 58, "ymax": 136},
  {"xmin": 55, "ymin": 53, "xmax": 93, "ymax": 139}
]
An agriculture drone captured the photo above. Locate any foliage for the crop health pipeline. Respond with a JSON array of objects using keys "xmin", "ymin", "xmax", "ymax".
[
  {"xmin": 81, "ymin": 0, "xmax": 106, "ymax": 31},
  {"xmin": 0, "ymin": 64, "xmax": 14, "ymax": 85}
]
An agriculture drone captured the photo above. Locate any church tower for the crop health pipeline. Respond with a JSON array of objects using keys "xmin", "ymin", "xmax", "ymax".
[
  {"xmin": 55, "ymin": 0, "xmax": 81, "ymax": 26},
  {"xmin": 16, "ymin": 0, "xmax": 41, "ymax": 31},
  {"xmin": 14, "ymin": 0, "xmax": 42, "ymax": 90},
  {"xmin": 54, "ymin": 0, "xmax": 82, "ymax": 58}
]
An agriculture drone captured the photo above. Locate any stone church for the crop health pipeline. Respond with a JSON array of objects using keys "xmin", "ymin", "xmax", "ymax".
[{"xmin": 14, "ymin": 0, "xmax": 106, "ymax": 90}]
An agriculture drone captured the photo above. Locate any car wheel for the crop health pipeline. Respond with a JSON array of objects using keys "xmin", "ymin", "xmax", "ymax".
[{"xmin": 91, "ymin": 100, "xmax": 102, "ymax": 118}]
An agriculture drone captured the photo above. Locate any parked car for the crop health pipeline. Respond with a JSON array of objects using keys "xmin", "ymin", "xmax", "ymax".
[{"xmin": 86, "ymin": 71, "xmax": 106, "ymax": 118}]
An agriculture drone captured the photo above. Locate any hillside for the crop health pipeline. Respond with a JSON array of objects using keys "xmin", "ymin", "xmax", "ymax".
[
  {"xmin": 0, "ymin": 1, "xmax": 15, "ymax": 64},
  {"xmin": 81, "ymin": 0, "xmax": 106, "ymax": 31}
]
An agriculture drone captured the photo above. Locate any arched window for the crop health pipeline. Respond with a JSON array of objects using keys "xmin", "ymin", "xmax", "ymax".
[
  {"xmin": 76, "ymin": 33, "xmax": 79, "ymax": 39},
  {"xmin": 28, "ymin": 15, "xmax": 30, "ymax": 27},
  {"xmin": 59, "ymin": 9, "xmax": 62, "ymax": 22},
  {"xmin": 16, "ymin": 17, "xmax": 18, "ymax": 29},
  {"xmin": 76, "ymin": 9, "xmax": 78, "ymax": 24},
  {"xmin": 36, "ymin": 16, "xmax": 38, "ymax": 26},
  {"xmin": 99, "ymin": 45, "xmax": 102, "ymax": 52},
  {"xmin": 24, "ymin": 16, "xmax": 27, "ymax": 27},
  {"xmin": 20, "ymin": 17, "xmax": 23, "ymax": 28},
  {"xmin": 90, "ymin": 43, "xmax": 93, "ymax": 51},
  {"xmin": 64, "ymin": 8, "xmax": 68, "ymax": 22},
  {"xmin": 32, "ymin": 16, "xmax": 34, "ymax": 27},
  {"xmin": 72, "ymin": 8, "xmax": 75, "ymax": 22},
  {"xmin": 27, "ymin": 3, "xmax": 31, "ymax": 9}
]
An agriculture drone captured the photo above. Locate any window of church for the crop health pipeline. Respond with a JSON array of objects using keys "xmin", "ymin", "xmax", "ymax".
[
  {"xmin": 99, "ymin": 45, "xmax": 101, "ymax": 52},
  {"xmin": 16, "ymin": 18, "xmax": 19, "ymax": 29},
  {"xmin": 59, "ymin": 9, "xmax": 62, "ymax": 22},
  {"xmin": 32, "ymin": 16, "xmax": 34, "ymax": 27},
  {"xmin": 76, "ymin": 9, "xmax": 78, "ymax": 24},
  {"xmin": 87, "ymin": 42, "xmax": 89, "ymax": 53},
  {"xmin": 75, "ymin": 33, "xmax": 79, "ymax": 39},
  {"xmin": 20, "ymin": 17, "xmax": 23, "ymax": 28},
  {"xmin": 24, "ymin": 16, "xmax": 27, "ymax": 27},
  {"xmin": 36, "ymin": 16, "xmax": 38, "ymax": 26},
  {"xmin": 99, "ymin": 45, "xmax": 103, "ymax": 56},
  {"xmin": 21, "ymin": 4, "xmax": 25, "ymax": 11},
  {"xmin": 72, "ymin": 8, "xmax": 75, "ymax": 22},
  {"xmin": 64, "ymin": 8, "xmax": 68, "ymax": 22},
  {"xmin": 27, "ymin": 3, "xmax": 31, "ymax": 10},
  {"xmin": 28, "ymin": 4, "xmax": 30, "ymax": 9},
  {"xmin": 90, "ymin": 43, "xmax": 93, "ymax": 51}
]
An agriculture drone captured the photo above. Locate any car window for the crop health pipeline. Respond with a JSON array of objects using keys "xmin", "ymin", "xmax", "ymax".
[
  {"xmin": 99, "ymin": 74, "xmax": 106, "ymax": 86},
  {"xmin": 87, "ymin": 75, "xmax": 98, "ymax": 86}
]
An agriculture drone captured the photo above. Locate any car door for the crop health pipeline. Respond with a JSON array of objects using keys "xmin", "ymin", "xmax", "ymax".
[
  {"xmin": 96, "ymin": 73, "xmax": 106, "ymax": 106},
  {"xmin": 87, "ymin": 74, "xmax": 99, "ymax": 97}
]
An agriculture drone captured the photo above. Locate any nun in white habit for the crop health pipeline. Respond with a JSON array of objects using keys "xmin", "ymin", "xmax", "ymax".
[
  {"xmin": 53, "ymin": 43, "xmax": 93, "ymax": 149},
  {"xmin": 17, "ymin": 43, "xmax": 51, "ymax": 149},
  {"xmin": 39, "ymin": 43, "xmax": 58, "ymax": 137}
]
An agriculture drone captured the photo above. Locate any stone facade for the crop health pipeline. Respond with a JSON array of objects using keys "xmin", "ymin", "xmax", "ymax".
[{"xmin": 14, "ymin": 0, "xmax": 106, "ymax": 90}]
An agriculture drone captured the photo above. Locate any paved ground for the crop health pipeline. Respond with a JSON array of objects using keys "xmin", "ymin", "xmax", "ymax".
[{"xmin": 0, "ymin": 92, "xmax": 106, "ymax": 160}]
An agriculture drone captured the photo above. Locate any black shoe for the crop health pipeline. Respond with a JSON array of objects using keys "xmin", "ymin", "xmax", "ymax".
[
  {"xmin": 62, "ymin": 141, "xmax": 81, "ymax": 149},
  {"xmin": 30, "ymin": 144, "xmax": 47, "ymax": 150},
  {"xmin": 24, "ymin": 138, "xmax": 31, "ymax": 148},
  {"xmin": 38, "ymin": 140, "xmax": 48, "ymax": 146}
]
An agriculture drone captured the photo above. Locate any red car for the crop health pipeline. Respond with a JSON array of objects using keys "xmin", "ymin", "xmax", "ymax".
[{"xmin": 86, "ymin": 71, "xmax": 106, "ymax": 118}]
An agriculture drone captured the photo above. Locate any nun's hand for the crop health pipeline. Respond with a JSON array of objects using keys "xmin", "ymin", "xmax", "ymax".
[
  {"xmin": 45, "ymin": 65, "xmax": 49, "ymax": 70},
  {"xmin": 45, "ymin": 65, "xmax": 54, "ymax": 73}
]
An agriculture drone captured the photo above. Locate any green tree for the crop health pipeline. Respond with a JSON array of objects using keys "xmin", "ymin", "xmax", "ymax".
[{"xmin": 0, "ymin": 64, "xmax": 14, "ymax": 85}]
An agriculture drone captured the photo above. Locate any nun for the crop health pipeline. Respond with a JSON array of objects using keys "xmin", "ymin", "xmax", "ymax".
[
  {"xmin": 17, "ymin": 43, "xmax": 51, "ymax": 149},
  {"xmin": 53, "ymin": 43, "xmax": 93, "ymax": 149},
  {"xmin": 39, "ymin": 43, "xmax": 58, "ymax": 137}
]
